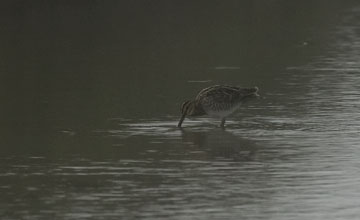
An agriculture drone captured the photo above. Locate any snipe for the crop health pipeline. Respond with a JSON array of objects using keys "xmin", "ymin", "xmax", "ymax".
[{"xmin": 178, "ymin": 85, "xmax": 259, "ymax": 128}]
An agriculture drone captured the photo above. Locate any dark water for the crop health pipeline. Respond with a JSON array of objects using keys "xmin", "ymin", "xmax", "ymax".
[{"xmin": 1, "ymin": 1, "xmax": 360, "ymax": 219}]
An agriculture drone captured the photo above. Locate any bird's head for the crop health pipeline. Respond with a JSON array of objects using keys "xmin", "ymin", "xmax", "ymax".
[
  {"xmin": 178, "ymin": 100, "xmax": 202, "ymax": 127},
  {"xmin": 181, "ymin": 100, "xmax": 193, "ymax": 115}
]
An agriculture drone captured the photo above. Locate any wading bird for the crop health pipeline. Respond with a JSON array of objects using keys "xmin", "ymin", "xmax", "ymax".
[{"xmin": 178, "ymin": 85, "xmax": 259, "ymax": 128}]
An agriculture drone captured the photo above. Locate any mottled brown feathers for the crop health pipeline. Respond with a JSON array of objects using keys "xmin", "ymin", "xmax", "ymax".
[{"xmin": 178, "ymin": 85, "xmax": 259, "ymax": 127}]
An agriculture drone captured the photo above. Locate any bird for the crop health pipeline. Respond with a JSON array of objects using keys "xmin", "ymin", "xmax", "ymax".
[{"xmin": 178, "ymin": 85, "xmax": 259, "ymax": 128}]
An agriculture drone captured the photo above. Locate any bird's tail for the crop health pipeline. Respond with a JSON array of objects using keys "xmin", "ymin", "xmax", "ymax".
[{"xmin": 241, "ymin": 86, "xmax": 259, "ymax": 96}]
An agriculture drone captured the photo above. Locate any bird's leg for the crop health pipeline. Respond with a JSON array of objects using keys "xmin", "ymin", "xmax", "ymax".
[{"xmin": 220, "ymin": 118, "xmax": 226, "ymax": 128}]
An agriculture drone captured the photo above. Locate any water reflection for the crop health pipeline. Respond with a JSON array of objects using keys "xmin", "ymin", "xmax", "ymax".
[
  {"xmin": 180, "ymin": 128, "xmax": 258, "ymax": 161},
  {"xmin": 2, "ymin": 1, "xmax": 360, "ymax": 220},
  {"xmin": 99, "ymin": 118, "xmax": 260, "ymax": 161}
]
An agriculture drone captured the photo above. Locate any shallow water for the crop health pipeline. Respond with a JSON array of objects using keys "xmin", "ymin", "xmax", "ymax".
[{"xmin": 1, "ymin": 1, "xmax": 360, "ymax": 220}]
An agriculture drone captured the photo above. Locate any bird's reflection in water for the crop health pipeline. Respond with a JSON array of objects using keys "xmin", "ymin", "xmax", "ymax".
[{"xmin": 179, "ymin": 128, "xmax": 258, "ymax": 161}]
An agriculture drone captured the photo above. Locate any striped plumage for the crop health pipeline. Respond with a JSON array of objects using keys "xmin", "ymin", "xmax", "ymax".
[{"xmin": 178, "ymin": 85, "xmax": 259, "ymax": 128}]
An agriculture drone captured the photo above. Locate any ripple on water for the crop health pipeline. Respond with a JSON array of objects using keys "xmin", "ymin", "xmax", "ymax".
[{"xmin": 3, "ymin": 3, "xmax": 360, "ymax": 220}]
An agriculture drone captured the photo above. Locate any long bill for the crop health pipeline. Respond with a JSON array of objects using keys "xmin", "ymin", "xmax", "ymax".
[{"xmin": 177, "ymin": 113, "xmax": 186, "ymax": 128}]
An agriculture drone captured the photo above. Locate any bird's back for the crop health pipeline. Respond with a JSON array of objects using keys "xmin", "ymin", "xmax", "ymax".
[{"xmin": 195, "ymin": 85, "xmax": 258, "ymax": 114}]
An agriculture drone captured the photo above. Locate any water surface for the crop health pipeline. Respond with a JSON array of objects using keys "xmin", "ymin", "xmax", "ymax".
[{"xmin": 1, "ymin": 1, "xmax": 360, "ymax": 220}]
